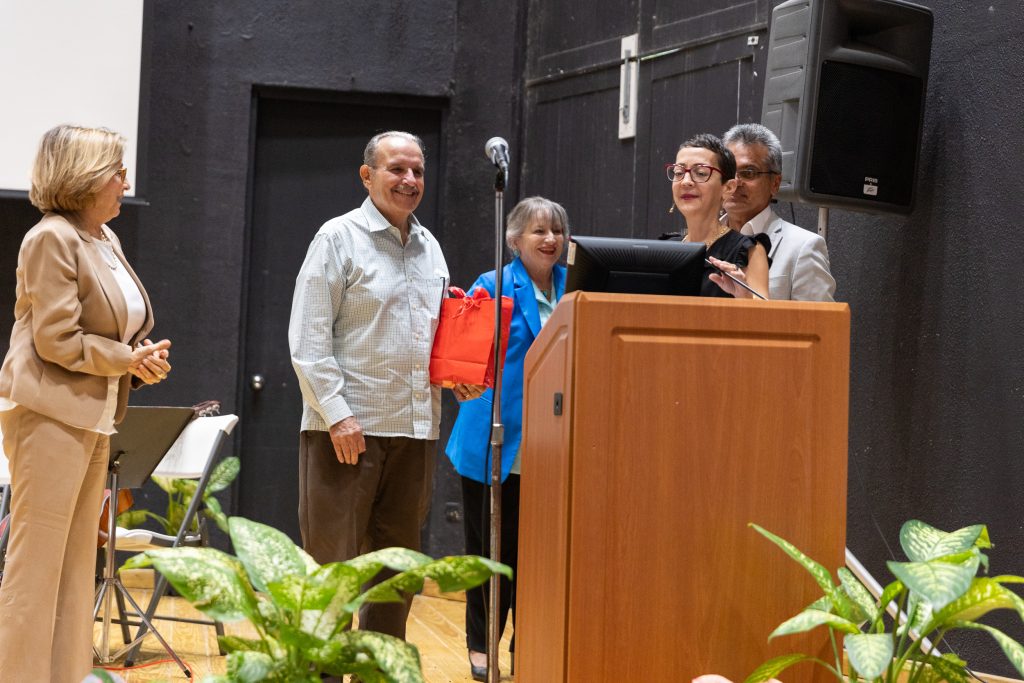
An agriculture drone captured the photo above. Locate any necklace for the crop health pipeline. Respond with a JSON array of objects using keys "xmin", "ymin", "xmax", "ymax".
[
  {"xmin": 686, "ymin": 223, "xmax": 731, "ymax": 249},
  {"xmin": 95, "ymin": 232, "xmax": 119, "ymax": 270}
]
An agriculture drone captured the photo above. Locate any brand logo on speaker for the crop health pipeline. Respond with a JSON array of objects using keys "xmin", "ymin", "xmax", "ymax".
[{"xmin": 862, "ymin": 177, "xmax": 879, "ymax": 197}]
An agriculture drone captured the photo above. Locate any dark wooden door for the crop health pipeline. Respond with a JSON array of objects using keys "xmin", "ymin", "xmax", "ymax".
[
  {"xmin": 522, "ymin": 0, "xmax": 771, "ymax": 238},
  {"xmin": 238, "ymin": 91, "xmax": 445, "ymax": 547}
]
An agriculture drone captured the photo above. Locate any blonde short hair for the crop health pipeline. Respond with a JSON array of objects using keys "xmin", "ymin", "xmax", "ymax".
[{"xmin": 29, "ymin": 124, "xmax": 126, "ymax": 213}]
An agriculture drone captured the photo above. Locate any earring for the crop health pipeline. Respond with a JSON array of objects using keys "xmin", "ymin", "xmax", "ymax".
[
  {"xmin": 668, "ymin": 205, "xmax": 675, "ymax": 214},
  {"xmin": 511, "ymin": 248, "xmax": 521, "ymax": 258}
]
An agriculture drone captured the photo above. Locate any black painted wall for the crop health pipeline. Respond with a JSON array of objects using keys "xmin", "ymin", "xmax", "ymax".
[
  {"xmin": 1, "ymin": 0, "xmax": 1022, "ymax": 673},
  {"xmin": 816, "ymin": 0, "xmax": 1024, "ymax": 673},
  {"xmin": 127, "ymin": 1, "xmax": 527, "ymax": 555},
  {"xmin": 1, "ymin": 0, "xmax": 527, "ymax": 557}
]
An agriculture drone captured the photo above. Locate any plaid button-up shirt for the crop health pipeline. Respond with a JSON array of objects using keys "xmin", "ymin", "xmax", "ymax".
[{"xmin": 288, "ymin": 197, "xmax": 449, "ymax": 439}]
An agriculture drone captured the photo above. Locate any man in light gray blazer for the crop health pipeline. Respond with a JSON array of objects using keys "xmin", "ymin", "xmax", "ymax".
[{"xmin": 722, "ymin": 123, "xmax": 836, "ymax": 301}]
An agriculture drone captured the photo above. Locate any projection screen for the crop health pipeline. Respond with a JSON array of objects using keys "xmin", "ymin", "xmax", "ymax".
[{"xmin": 0, "ymin": 0, "xmax": 146, "ymax": 197}]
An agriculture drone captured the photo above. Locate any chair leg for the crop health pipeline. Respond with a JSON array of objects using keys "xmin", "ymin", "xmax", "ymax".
[{"xmin": 215, "ymin": 619, "xmax": 227, "ymax": 655}]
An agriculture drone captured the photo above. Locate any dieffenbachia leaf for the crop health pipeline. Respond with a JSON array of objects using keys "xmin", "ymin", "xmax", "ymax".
[
  {"xmin": 230, "ymin": 516, "xmax": 310, "ymax": 592},
  {"xmin": 951, "ymin": 621, "xmax": 1024, "ymax": 677},
  {"xmin": 887, "ymin": 555, "xmax": 978, "ymax": 611},
  {"xmin": 769, "ymin": 608, "xmax": 860, "ymax": 639},
  {"xmin": 845, "ymin": 633, "xmax": 893, "ymax": 679},
  {"xmin": 743, "ymin": 654, "xmax": 811, "ymax": 683},
  {"xmin": 900, "ymin": 520, "xmax": 988, "ymax": 562},
  {"xmin": 750, "ymin": 524, "xmax": 859, "ymax": 620},
  {"xmin": 124, "ymin": 546, "xmax": 260, "ymax": 623}
]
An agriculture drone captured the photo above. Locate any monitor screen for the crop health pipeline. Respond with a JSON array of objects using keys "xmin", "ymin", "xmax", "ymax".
[{"xmin": 565, "ymin": 236, "xmax": 705, "ymax": 296}]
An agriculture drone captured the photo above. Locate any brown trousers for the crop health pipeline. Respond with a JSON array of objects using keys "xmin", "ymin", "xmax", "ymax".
[
  {"xmin": 0, "ymin": 405, "xmax": 109, "ymax": 683},
  {"xmin": 298, "ymin": 432, "xmax": 435, "ymax": 639}
]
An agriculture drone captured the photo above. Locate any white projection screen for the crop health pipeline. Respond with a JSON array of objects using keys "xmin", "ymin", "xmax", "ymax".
[{"xmin": 0, "ymin": 0, "xmax": 146, "ymax": 197}]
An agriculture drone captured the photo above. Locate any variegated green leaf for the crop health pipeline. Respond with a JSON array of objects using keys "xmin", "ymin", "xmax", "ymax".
[
  {"xmin": 149, "ymin": 474, "xmax": 176, "ymax": 494},
  {"xmin": 124, "ymin": 547, "xmax": 260, "ymax": 623},
  {"xmin": 207, "ymin": 456, "xmax": 241, "ymax": 493},
  {"xmin": 900, "ymin": 520, "xmax": 987, "ymax": 562},
  {"xmin": 276, "ymin": 620, "xmax": 329, "ymax": 654},
  {"xmin": 303, "ymin": 562, "xmax": 364, "ymax": 611},
  {"xmin": 87, "ymin": 668, "xmax": 122, "ymax": 683},
  {"xmin": 750, "ymin": 524, "xmax": 858, "ymax": 621},
  {"xmin": 906, "ymin": 651, "xmax": 969, "ymax": 683},
  {"xmin": 385, "ymin": 557, "xmax": 509, "ymax": 593},
  {"xmin": 256, "ymin": 595, "xmax": 281, "ymax": 625},
  {"xmin": 116, "ymin": 508, "xmax": 150, "ymax": 529},
  {"xmin": 888, "ymin": 556, "xmax": 978, "ymax": 611},
  {"xmin": 344, "ymin": 547, "xmax": 434, "ymax": 583},
  {"xmin": 902, "ymin": 591, "xmax": 933, "ymax": 637},
  {"xmin": 770, "ymin": 608, "xmax": 860, "ymax": 639},
  {"xmin": 873, "ymin": 579, "xmax": 906, "ymax": 628},
  {"xmin": 992, "ymin": 575, "xmax": 1024, "ymax": 584},
  {"xmin": 204, "ymin": 495, "xmax": 229, "ymax": 533},
  {"xmin": 805, "ymin": 595, "xmax": 832, "ymax": 612},
  {"xmin": 230, "ymin": 517, "xmax": 309, "ymax": 592},
  {"xmin": 298, "ymin": 545, "xmax": 320, "ymax": 574},
  {"xmin": 751, "ymin": 524, "xmax": 835, "ymax": 592},
  {"xmin": 174, "ymin": 478, "xmax": 199, "ymax": 496},
  {"xmin": 743, "ymin": 654, "xmax": 810, "ymax": 683},
  {"xmin": 838, "ymin": 568, "xmax": 873, "ymax": 622},
  {"xmin": 845, "ymin": 633, "xmax": 893, "ymax": 679},
  {"xmin": 410, "ymin": 555, "xmax": 512, "ymax": 594},
  {"xmin": 266, "ymin": 574, "xmax": 307, "ymax": 613},
  {"xmin": 354, "ymin": 556, "xmax": 512, "ymax": 612},
  {"xmin": 217, "ymin": 634, "xmax": 267, "ymax": 655},
  {"xmin": 226, "ymin": 649, "xmax": 276, "ymax": 682},
  {"xmin": 300, "ymin": 563, "xmax": 365, "ymax": 639},
  {"xmin": 318, "ymin": 630, "xmax": 423, "ymax": 682},
  {"xmin": 952, "ymin": 621, "xmax": 1024, "ymax": 677},
  {"xmin": 930, "ymin": 577, "xmax": 1024, "ymax": 626}
]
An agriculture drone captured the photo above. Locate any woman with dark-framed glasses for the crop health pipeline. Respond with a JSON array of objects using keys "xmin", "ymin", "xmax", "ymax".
[
  {"xmin": 666, "ymin": 133, "xmax": 770, "ymax": 299},
  {"xmin": 0, "ymin": 124, "xmax": 171, "ymax": 682}
]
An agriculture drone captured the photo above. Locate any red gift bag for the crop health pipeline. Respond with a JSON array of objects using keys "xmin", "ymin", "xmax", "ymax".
[{"xmin": 430, "ymin": 286, "xmax": 513, "ymax": 388}]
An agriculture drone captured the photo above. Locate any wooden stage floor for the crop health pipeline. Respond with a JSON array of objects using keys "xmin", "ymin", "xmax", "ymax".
[{"xmin": 93, "ymin": 583, "xmax": 513, "ymax": 682}]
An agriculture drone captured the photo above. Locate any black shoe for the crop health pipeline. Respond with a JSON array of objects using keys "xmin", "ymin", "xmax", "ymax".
[{"xmin": 469, "ymin": 652, "xmax": 487, "ymax": 682}]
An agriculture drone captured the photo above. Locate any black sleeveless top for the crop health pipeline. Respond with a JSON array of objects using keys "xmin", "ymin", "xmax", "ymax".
[{"xmin": 701, "ymin": 230, "xmax": 771, "ymax": 298}]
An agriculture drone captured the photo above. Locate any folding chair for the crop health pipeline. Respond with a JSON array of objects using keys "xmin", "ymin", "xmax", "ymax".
[{"xmin": 108, "ymin": 413, "xmax": 239, "ymax": 664}]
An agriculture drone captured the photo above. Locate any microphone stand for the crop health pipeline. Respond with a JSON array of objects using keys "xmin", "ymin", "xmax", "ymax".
[{"xmin": 487, "ymin": 164, "xmax": 506, "ymax": 683}]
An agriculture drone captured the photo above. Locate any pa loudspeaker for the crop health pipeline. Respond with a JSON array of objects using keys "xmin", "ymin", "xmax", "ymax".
[{"xmin": 761, "ymin": 0, "xmax": 933, "ymax": 214}]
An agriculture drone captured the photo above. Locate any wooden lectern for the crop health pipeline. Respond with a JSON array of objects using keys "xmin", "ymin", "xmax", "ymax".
[{"xmin": 516, "ymin": 292, "xmax": 849, "ymax": 682}]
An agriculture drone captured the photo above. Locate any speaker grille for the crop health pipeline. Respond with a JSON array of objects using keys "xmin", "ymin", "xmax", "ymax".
[{"xmin": 809, "ymin": 61, "xmax": 924, "ymax": 208}]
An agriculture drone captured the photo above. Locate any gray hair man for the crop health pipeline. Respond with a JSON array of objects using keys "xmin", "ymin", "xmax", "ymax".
[
  {"xmin": 722, "ymin": 123, "xmax": 836, "ymax": 301},
  {"xmin": 288, "ymin": 131, "xmax": 479, "ymax": 641}
]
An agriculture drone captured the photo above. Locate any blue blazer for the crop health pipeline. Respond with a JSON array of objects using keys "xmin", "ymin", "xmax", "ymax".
[{"xmin": 445, "ymin": 258, "xmax": 567, "ymax": 483}]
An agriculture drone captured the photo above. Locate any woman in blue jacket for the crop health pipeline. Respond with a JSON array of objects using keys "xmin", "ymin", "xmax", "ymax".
[{"xmin": 446, "ymin": 196, "xmax": 569, "ymax": 681}]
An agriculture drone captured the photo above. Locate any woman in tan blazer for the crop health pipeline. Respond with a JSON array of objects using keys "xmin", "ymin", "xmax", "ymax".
[{"xmin": 0, "ymin": 125, "xmax": 172, "ymax": 682}]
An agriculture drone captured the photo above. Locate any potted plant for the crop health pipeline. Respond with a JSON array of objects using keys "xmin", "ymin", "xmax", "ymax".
[
  {"xmin": 125, "ymin": 516, "xmax": 510, "ymax": 682},
  {"xmin": 118, "ymin": 455, "xmax": 240, "ymax": 536},
  {"xmin": 744, "ymin": 520, "xmax": 1024, "ymax": 683}
]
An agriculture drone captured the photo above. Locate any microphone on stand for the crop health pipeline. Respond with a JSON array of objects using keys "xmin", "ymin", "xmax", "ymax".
[{"xmin": 484, "ymin": 136, "xmax": 510, "ymax": 172}]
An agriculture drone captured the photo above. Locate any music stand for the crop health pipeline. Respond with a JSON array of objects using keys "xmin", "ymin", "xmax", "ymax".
[{"xmin": 93, "ymin": 406, "xmax": 194, "ymax": 676}]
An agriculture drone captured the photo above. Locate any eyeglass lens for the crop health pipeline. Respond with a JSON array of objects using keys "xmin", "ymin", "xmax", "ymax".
[
  {"xmin": 666, "ymin": 164, "xmax": 712, "ymax": 183},
  {"xmin": 736, "ymin": 169, "xmax": 776, "ymax": 181}
]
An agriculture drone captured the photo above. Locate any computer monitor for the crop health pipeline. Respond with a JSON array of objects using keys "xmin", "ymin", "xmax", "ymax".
[{"xmin": 565, "ymin": 235, "xmax": 705, "ymax": 296}]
